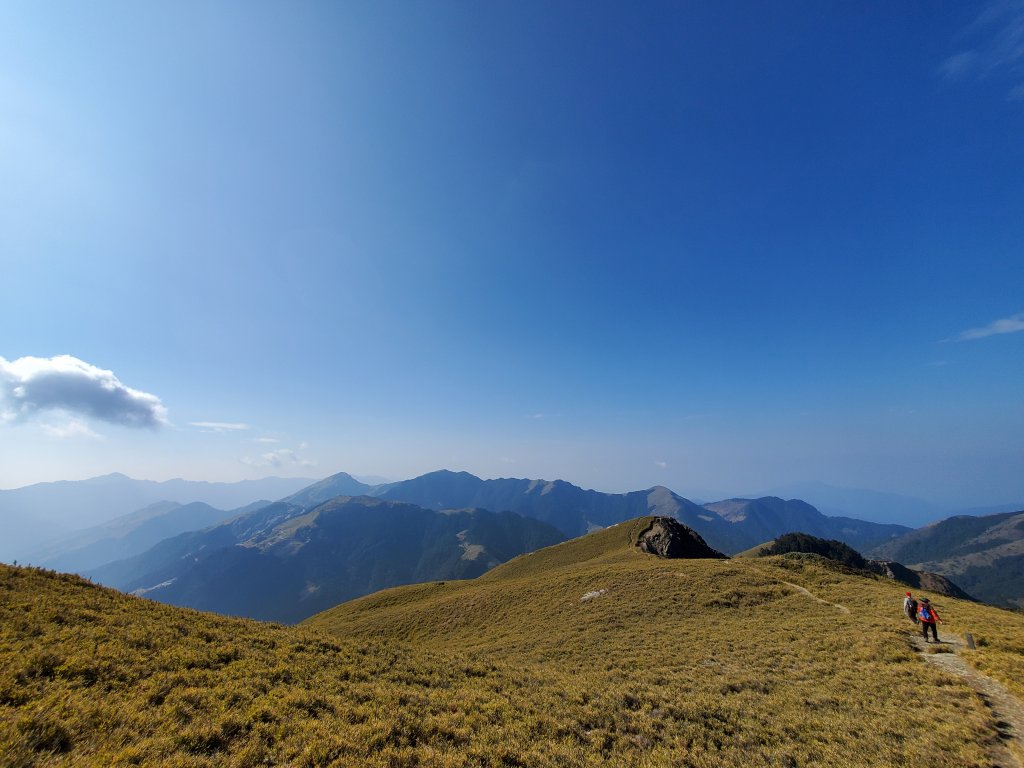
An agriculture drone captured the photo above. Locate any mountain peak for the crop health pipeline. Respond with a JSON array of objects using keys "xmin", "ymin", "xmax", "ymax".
[
  {"xmin": 85, "ymin": 472, "xmax": 134, "ymax": 484},
  {"xmin": 420, "ymin": 469, "xmax": 482, "ymax": 481}
]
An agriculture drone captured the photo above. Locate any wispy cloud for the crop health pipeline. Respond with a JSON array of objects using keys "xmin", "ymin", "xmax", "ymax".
[
  {"xmin": 940, "ymin": 51, "xmax": 979, "ymax": 81},
  {"xmin": 253, "ymin": 437, "xmax": 280, "ymax": 444},
  {"xmin": 948, "ymin": 312, "xmax": 1024, "ymax": 341},
  {"xmin": 40, "ymin": 418, "xmax": 103, "ymax": 440},
  {"xmin": 190, "ymin": 421, "xmax": 249, "ymax": 433},
  {"xmin": 655, "ymin": 461, "xmax": 667, "ymax": 469},
  {"xmin": 941, "ymin": 1, "xmax": 1024, "ymax": 98},
  {"xmin": 242, "ymin": 448, "xmax": 316, "ymax": 469},
  {"xmin": 0, "ymin": 355, "xmax": 167, "ymax": 428}
]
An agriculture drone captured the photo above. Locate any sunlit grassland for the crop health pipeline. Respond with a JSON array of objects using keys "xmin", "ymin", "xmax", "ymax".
[
  {"xmin": 311, "ymin": 519, "xmax": 1024, "ymax": 766},
  {"xmin": 3, "ymin": 515, "xmax": 1023, "ymax": 766}
]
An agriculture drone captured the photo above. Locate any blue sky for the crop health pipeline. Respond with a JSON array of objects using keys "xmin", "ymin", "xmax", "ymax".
[{"xmin": 1, "ymin": 1, "xmax": 1022, "ymax": 510}]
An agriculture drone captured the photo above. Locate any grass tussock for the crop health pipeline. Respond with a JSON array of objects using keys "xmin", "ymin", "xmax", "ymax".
[{"xmin": 3, "ymin": 516, "xmax": 1024, "ymax": 767}]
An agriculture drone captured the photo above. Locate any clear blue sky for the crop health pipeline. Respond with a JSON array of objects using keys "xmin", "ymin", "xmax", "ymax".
[{"xmin": 2, "ymin": 1, "xmax": 1022, "ymax": 509}]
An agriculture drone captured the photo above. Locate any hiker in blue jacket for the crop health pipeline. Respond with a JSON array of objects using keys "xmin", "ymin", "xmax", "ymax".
[{"xmin": 918, "ymin": 597, "xmax": 942, "ymax": 642}]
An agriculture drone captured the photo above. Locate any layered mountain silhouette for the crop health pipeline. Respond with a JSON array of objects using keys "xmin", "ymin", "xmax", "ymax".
[
  {"xmin": 32, "ymin": 499, "xmax": 268, "ymax": 573},
  {"xmin": 89, "ymin": 496, "xmax": 564, "ymax": 622},
  {"xmin": 1, "ymin": 473, "xmax": 315, "ymax": 562},
  {"xmin": 73, "ymin": 469, "xmax": 914, "ymax": 621},
  {"xmin": 868, "ymin": 509, "xmax": 1024, "ymax": 609},
  {"xmin": 372, "ymin": 470, "xmax": 909, "ymax": 554},
  {"xmin": 746, "ymin": 481, "xmax": 945, "ymax": 527},
  {"xmin": 21, "ymin": 468, "xmax": 1021, "ymax": 618}
]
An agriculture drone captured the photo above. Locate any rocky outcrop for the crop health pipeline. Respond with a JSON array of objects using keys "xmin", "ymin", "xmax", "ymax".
[{"xmin": 635, "ymin": 517, "xmax": 726, "ymax": 559}]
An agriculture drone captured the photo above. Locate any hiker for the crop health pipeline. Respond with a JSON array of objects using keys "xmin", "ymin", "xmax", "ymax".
[
  {"xmin": 917, "ymin": 597, "xmax": 942, "ymax": 642},
  {"xmin": 903, "ymin": 591, "xmax": 919, "ymax": 624}
]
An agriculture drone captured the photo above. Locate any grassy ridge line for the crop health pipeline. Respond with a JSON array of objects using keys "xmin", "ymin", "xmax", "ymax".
[
  {"xmin": 309, "ymin": 524, "xmax": 1024, "ymax": 765},
  {"xmin": 477, "ymin": 518, "xmax": 644, "ymax": 583}
]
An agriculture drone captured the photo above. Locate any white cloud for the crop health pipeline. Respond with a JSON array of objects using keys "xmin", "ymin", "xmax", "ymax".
[
  {"xmin": 253, "ymin": 437, "xmax": 280, "ymax": 443},
  {"xmin": 0, "ymin": 355, "xmax": 167, "ymax": 428},
  {"xmin": 242, "ymin": 448, "xmax": 316, "ymax": 469},
  {"xmin": 40, "ymin": 418, "xmax": 103, "ymax": 440},
  {"xmin": 655, "ymin": 461, "xmax": 667, "ymax": 469},
  {"xmin": 949, "ymin": 312, "xmax": 1024, "ymax": 341},
  {"xmin": 190, "ymin": 421, "xmax": 249, "ymax": 432}
]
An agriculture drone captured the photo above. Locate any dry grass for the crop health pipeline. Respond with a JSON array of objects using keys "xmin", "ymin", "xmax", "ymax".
[{"xmin": 3, "ymin": 515, "xmax": 1023, "ymax": 767}]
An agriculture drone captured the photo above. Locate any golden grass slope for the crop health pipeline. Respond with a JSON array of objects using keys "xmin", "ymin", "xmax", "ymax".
[
  {"xmin": 309, "ymin": 516, "xmax": 1024, "ymax": 766},
  {"xmin": 1, "ymin": 515, "xmax": 1022, "ymax": 767}
]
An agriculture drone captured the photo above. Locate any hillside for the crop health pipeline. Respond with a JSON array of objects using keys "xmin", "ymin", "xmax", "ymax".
[
  {"xmin": 735, "ymin": 532, "xmax": 975, "ymax": 601},
  {"xmin": 89, "ymin": 497, "xmax": 565, "ymax": 623},
  {"xmin": 309, "ymin": 516, "xmax": 1024, "ymax": 766},
  {"xmin": 869, "ymin": 510, "xmax": 1024, "ymax": 608},
  {"xmin": 4, "ymin": 519, "xmax": 1024, "ymax": 767}
]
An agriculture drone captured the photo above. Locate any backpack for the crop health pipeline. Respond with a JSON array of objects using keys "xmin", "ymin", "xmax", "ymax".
[
  {"xmin": 908, "ymin": 598, "xmax": 918, "ymax": 618},
  {"xmin": 919, "ymin": 603, "xmax": 933, "ymax": 622}
]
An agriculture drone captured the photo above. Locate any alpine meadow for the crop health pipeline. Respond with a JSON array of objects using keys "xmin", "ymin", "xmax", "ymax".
[{"xmin": 2, "ymin": 3, "xmax": 1024, "ymax": 768}]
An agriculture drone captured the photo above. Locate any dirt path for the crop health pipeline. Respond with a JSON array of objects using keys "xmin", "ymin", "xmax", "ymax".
[
  {"xmin": 912, "ymin": 633, "xmax": 1024, "ymax": 767},
  {"xmin": 779, "ymin": 580, "xmax": 850, "ymax": 614}
]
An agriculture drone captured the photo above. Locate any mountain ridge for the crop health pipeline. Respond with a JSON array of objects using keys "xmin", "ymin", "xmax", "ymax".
[
  {"xmin": 89, "ymin": 495, "xmax": 566, "ymax": 622},
  {"xmin": 1, "ymin": 473, "xmax": 316, "ymax": 562},
  {"xmin": 374, "ymin": 470, "xmax": 909, "ymax": 554},
  {"xmin": 868, "ymin": 509, "xmax": 1024, "ymax": 608}
]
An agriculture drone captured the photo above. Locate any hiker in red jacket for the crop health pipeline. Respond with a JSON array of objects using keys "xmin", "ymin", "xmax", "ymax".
[{"xmin": 917, "ymin": 597, "xmax": 942, "ymax": 642}]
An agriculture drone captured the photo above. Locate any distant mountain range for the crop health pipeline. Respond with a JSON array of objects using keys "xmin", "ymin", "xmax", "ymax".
[
  {"xmin": 868, "ymin": 510, "xmax": 1024, "ymax": 609},
  {"xmin": 0, "ymin": 473, "xmax": 316, "ymax": 562},
  {"xmin": 7, "ymin": 467, "xmax": 1022, "ymax": 617},
  {"xmin": 371, "ymin": 470, "xmax": 909, "ymax": 554},
  {"xmin": 31, "ymin": 499, "xmax": 271, "ymax": 573},
  {"xmin": 76, "ymin": 469, "xmax": 911, "ymax": 622},
  {"xmin": 89, "ymin": 496, "xmax": 565, "ymax": 623},
  {"xmin": 747, "ymin": 482, "xmax": 947, "ymax": 527}
]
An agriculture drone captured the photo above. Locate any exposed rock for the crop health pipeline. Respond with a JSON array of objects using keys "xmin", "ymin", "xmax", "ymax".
[
  {"xmin": 636, "ymin": 517, "xmax": 727, "ymax": 559},
  {"xmin": 867, "ymin": 559, "xmax": 975, "ymax": 601}
]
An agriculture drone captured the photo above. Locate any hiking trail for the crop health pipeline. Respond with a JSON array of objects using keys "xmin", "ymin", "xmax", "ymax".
[
  {"xmin": 779, "ymin": 580, "xmax": 850, "ymax": 614},
  {"xmin": 912, "ymin": 632, "xmax": 1024, "ymax": 768}
]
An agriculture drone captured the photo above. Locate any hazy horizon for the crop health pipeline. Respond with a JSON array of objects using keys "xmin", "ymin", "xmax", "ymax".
[
  {"xmin": 3, "ymin": 467, "xmax": 1020, "ymax": 520},
  {"xmin": 2, "ymin": 3, "xmax": 1022, "ymax": 511}
]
